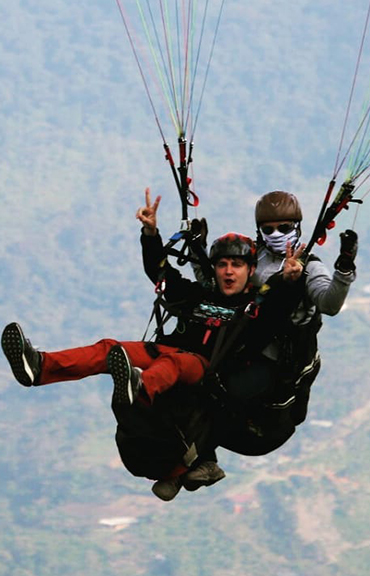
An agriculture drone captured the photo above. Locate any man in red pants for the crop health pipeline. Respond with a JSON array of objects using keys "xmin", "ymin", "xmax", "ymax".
[{"xmin": 2, "ymin": 189, "xmax": 305, "ymax": 500}]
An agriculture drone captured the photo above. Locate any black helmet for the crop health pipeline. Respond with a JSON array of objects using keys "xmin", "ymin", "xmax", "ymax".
[
  {"xmin": 255, "ymin": 191, "xmax": 302, "ymax": 224},
  {"xmin": 209, "ymin": 233, "xmax": 257, "ymax": 266}
]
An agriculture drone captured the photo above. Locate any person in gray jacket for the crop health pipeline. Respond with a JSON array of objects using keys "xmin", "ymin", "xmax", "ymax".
[
  {"xmin": 254, "ymin": 190, "xmax": 356, "ymax": 327},
  {"xmin": 252, "ymin": 190, "xmax": 357, "ymax": 425},
  {"xmin": 191, "ymin": 190, "xmax": 357, "ymax": 434}
]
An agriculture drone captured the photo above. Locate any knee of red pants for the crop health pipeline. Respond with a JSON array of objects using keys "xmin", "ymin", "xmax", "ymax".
[{"xmin": 141, "ymin": 351, "xmax": 208, "ymax": 401}]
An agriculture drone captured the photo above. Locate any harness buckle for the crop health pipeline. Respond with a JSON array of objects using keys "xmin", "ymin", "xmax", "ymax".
[{"xmin": 245, "ymin": 301, "xmax": 259, "ymax": 319}]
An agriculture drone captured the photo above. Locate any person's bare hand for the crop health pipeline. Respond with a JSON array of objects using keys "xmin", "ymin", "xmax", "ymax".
[
  {"xmin": 136, "ymin": 187, "xmax": 161, "ymax": 235},
  {"xmin": 283, "ymin": 242, "xmax": 306, "ymax": 281}
]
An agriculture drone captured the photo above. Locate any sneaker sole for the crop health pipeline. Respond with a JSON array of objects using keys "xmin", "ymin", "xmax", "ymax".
[
  {"xmin": 1, "ymin": 323, "xmax": 34, "ymax": 386},
  {"xmin": 108, "ymin": 345, "xmax": 133, "ymax": 405}
]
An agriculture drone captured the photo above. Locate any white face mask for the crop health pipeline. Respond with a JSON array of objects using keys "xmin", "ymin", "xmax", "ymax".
[{"xmin": 261, "ymin": 227, "xmax": 300, "ymax": 254}]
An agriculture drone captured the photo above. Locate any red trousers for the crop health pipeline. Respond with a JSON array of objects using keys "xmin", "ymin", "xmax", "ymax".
[{"xmin": 40, "ymin": 339, "xmax": 208, "ymax": 401}]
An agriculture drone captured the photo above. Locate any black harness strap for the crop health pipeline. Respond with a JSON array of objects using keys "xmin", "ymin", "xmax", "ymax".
[
  {"xmin": 164, "ymin": 221, "xmax": 214, "ymax": 281},
  {"xmin": 143, "ymin": 219, "xmax": 215, "ymax": 340},
  {"xmin": 142, "ymin": 292, "xmax": 187, "ymax": 341},
  {"xmin": 207, "ymin": 282, "xmax": 271, "ymax": 374}
]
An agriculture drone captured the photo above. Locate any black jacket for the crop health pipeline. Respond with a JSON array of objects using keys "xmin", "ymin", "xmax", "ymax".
[{"xmin": 141, "ymin": 230, "xmax": 306, "ymax": 364}]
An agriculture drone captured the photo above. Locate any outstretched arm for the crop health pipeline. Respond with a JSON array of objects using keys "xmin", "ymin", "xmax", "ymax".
[
  {"xmin": 305, "ymin": 231, "xmax": 357, "ymax": 316},
  {"xmin": 136, "ymin": 187, "xmax": 161, "ymax": 236}
]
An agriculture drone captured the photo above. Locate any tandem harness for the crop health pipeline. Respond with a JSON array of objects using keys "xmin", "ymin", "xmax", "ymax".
[{"xmin": 143, "ymin": 254, "xmax": 274, "ymax": 405}]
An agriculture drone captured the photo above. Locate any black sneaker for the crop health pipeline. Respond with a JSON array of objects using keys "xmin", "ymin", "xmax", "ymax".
[
  {"xmin": 107, "ymin": 345, "xmax": 142, "ymax": 405},
  {"xmin": 183, "ymin": 461, "xmax": 226, "ymax": 492},
  {"xmin": 1, "ymin": 322, "xmax": 42, "ymax": 387},
  {"xmin": 151, "ymin": 477, "xmax": 183, "ymax": 501}
]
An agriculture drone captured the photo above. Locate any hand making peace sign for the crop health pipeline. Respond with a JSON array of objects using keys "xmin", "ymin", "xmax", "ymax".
[
  {"xmin": 136, "ymin": 187, "xmax": 161, "ymax": 236},
  {"xmin": 283, "ymin": 242, "xmax": 306, "ymax": 282}
]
